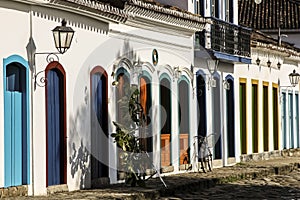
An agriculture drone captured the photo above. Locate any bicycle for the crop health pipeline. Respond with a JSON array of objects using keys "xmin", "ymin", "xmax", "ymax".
[{"xmin": 193, "ymin": 134, "xmax": 215, "ymax": 173}]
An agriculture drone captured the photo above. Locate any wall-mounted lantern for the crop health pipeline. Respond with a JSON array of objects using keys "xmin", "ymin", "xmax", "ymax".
[
  {"xmin": 256, "ymin": 57, "xmax": 260, "ymax": 66},
  {"xmin": 254, "ymin": 0, "xmax": 262, "ymax": 4},
  {"xmin": 267, "ymin": 60, "xmax": 272, "ymax": 68},
  {"xmin": 277, "ymin": 62, "xmax": 281, "ymax": 70},
  {"xmin": 130, "ymin": 60, "xmax": 143, "ymax": 86},
  {"xmin": 52, "ymin": 19, "xmax": 75, "ymax": 54},
  {"xmin": 289, "ymin": 70, "xmax": 300, "ymax": 87},
  {"xmin": 27, "ymin": 19, "xmax": 75, "ymax": 90},
  {"xmin": 207, "ymin": 58, "xmax": 219, "ymax": 75}
]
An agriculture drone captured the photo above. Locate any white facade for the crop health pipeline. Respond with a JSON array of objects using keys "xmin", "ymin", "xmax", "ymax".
[
  {"xmin": 0, "ymin": 0, "xmax": 207, "ymax": 195},
  {"xmin": 234, "ymin": 42, "xmax": 300, "ymax": 159}
]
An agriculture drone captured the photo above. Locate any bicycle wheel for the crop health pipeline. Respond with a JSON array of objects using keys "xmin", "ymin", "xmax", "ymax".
[{"xmin": 198, "ymin": 148, "xmax": 207, "ymax": 173}]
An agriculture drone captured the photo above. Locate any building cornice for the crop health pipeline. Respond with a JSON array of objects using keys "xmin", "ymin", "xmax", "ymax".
[
  {"xmin": 251, "ymin": 30, "xmax": 300, "ymax": 60},
  {"xmin": 127, "ymin": 0, "xmax": 207, "ymax": 33},
  {"xmin": 11, "ymin": 0, "xmax": 208, "ymax": 34},
  {"xmin": 63, "ymin": 0, "xmax": 128, "ymax": 23},
  {"xmin": 127, "ymin": 0, "xmax": 206, "ymax": 24},
  {"xmin": 253, "ymin": 43, "xmax": 300, "ymax": 62}
]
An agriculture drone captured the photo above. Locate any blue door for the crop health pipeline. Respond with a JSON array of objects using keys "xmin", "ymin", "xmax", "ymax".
[
  {"xmin": 282, "ymin": 93, "xmax": 287, "ymax": 149},
  {"xmin": 46, "ymin": 67, "xmax": 66, "ymax": 186},
  {"xmin": 295, "ymin": 94, "xmax": 299, "ymax": 148},
  {"xmin": 212, "ymin": 73, "xmax": 221, "ymax": 159},
  {"xmin": 91, "ymin": 68, "xmax": 108, "ymax": 180},
  {"xmin": 288, "ymin": 93, "xmax": 294, "ymax": 148},
  {"xmin": 4, "ymin": 57, "xmax": 30, "ymax": 187}
]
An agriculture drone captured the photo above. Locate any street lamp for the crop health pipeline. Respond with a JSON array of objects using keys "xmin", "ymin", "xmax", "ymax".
[
  {"xmin": 207, "ymin": 58, "xmax": 219, "ymax": 75},
  {"xmin": 27, "ymin": 19, "xmax": 75, "ymax": 89},
  {"xmin": 52, "ymin": 19, "xmax": 75, "ymax": 54},
  {"xmin": 289, "ymin": 70, "xmax": 300, "ymax": 87},
  {"xmin": 130, "ymin": 61, "xmax": 142, "ymax": 86},
  {"xmin": 279, "ymin": 69, "xmax": 300, "ymax": 103},
  {"xmin": 254, "ymin": 0, "xmax": 262, "ymax": 4},
  {"xmin": 206, "ymin": 58, "xmax": 219, "ymax": 88}
]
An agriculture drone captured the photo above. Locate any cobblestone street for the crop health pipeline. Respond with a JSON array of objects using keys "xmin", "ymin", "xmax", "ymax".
[
  {"xmin": 165, "ymin": 168, "xmax": 300, "ymax": 199},
  {"xmin": 7, "ymin": 154, "xmax": 300, "ymax": 200}
]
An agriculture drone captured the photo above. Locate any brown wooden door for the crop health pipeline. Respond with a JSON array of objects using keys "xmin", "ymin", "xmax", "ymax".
[
  {"xmin": 161, "ymin": 134, "xmax": 171, "ymax": 167},
  {"xmin": 179, "ymin": 134, "xmax": 189, "ymax": 164}
]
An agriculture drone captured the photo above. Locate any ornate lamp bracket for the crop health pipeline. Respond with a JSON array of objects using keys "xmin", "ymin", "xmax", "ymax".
[{"xmin": 33, "ymin": 53, "xmax": 60, "ymax": 90}]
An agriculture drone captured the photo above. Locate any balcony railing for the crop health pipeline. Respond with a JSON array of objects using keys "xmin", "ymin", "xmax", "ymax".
[{"xmin": 195, "ymin": 17, "xmax": 251, "ymax": 58}]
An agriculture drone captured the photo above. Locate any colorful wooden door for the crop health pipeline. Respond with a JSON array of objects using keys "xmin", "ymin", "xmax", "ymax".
[
  {"xmin": 178, "ymin": 79, "xmax": 189, "ymax": 165},
  {"xmin": 4, "ymin": 57, "xmax": 30, "ymax": 187},
  {"xmin": 288, "ymin": 93, "xmax": 294, "ymax": 148},
  {"xmin": 263, "ymin": 85, "xmax": 269, "ymax": 151},
  {"xmin": 160, "ymin": 77, "xmax": 171, "ymax": 167},
  {"xmin": 139, "ymin": 76, "xmax": 153, "ymax": 155},
  {"xmin": 226, "ymin": 77, "xmax": 235, "ymax": 157},
  {"xmin": 161, "ymin": 134, "xmax": 171, "ymax": 167},
  {"xmin": 196, "ymin": 73, "xmax": 207, "ymax": 138},
  {"xmin": 91, "ymin": 68, "xmax": 108, "ymax": 180},
  {"xmin": 212, "ymin": 74, "xmax": 221, "ymax": 159},
  {"xmin": 295, "ymin": 94, "xmax": 299, "ymax": 148},
  {"xmin": 46, "ymin": 65, "xmax": 66, "ymax": 186},
  {"xmin": 240, "ymin": 80, "xmax": 247, "ymax": 154},
  {"xmin": 282, "ymin": 93, "xmax": 287, "ymax": 149}
]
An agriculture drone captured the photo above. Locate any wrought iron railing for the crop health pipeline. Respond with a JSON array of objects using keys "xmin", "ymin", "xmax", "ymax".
[{"xmin": 196, "ymin": 17, "xmax": 251, "ymax": 58}]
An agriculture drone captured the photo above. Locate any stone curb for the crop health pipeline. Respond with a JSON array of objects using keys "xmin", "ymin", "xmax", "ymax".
[{"xmin": 1, "ymin": 156, "xmax": 299, "ymax": 199}]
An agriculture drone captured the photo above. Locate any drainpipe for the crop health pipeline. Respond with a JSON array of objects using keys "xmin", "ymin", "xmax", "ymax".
[
  {"xmin": 29, "ymin": 9, "xmax": 35, "ymax": 196},
  {"xmin": 221, "ymin": 71, "xmax": 227, "ymax": 167}
]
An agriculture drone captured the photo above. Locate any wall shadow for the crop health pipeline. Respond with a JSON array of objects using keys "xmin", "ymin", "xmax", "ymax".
[{"xmin": 69, "ymin": 140, "xmax": 91, "ymax": 189}]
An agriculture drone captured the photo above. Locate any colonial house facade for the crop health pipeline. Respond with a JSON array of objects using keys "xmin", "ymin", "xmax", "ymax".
[
  {"xmin": 1, "ymin": 0, "xmax": 300, "ymax": 197},
  {"xmin": 236, "ymin": 0, "xmax": 300, "ymax": 159},
  {"xmin": 192, "ymin": 0, "xmax": 251, "ymax": 167},
  {"xmin": 0, "ymin": 0, "xmax": 207, "ymax": 196},
  {"xmin": 235, "ymin": 30, "xmax": 300, "ymax": 160}
]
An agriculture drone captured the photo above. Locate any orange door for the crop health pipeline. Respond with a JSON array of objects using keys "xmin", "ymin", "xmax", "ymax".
[
  {"xmin": 161, "ymin": 134, "xmax": 171, "ymax": 167},
  {"xmin": 179, "ymin": 134, "xmax": 189, "ymax": 164}
]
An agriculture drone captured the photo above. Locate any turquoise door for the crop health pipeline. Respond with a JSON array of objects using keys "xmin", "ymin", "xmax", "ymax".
[{"xmin": 4, "ymin": 56, "xmax": 30, "ymax": 187}]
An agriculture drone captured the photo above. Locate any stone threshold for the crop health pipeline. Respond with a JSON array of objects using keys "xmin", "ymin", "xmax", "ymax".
[{"xmin": 0, "ymin": 185, "xmax": 28, "ymax": 198}]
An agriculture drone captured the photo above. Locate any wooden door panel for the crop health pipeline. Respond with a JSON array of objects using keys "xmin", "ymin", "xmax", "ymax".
[
  {"xmin": 179, "ymin": 134, "xmax": 189, "ymax": 164},
  {"xmin": 161, "ymin": 134, "xmax": 170, "ymax": 167}
]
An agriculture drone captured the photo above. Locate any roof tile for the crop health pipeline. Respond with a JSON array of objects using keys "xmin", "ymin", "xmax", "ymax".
[{"xmin": 239, "ymin": 0, "xmax": 300, "ymax": 30}]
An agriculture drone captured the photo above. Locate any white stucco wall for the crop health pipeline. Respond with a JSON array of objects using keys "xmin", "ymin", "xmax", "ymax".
[
  {"xmin": 0, "ymin": 0, "xmax": 196, "ymax": 195},
  {"xmin": 0, "ymin": 2, "xmax": 31, "ymax": 189}
]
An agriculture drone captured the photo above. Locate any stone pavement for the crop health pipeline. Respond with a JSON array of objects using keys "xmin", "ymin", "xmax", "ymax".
[
  {"xmin": 5, "ymin": 155, "xmax": 300, "ymax": 199},
  {"xmin": 165, "ymin": 168, "xmax": 300, "ymax": 199}
]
